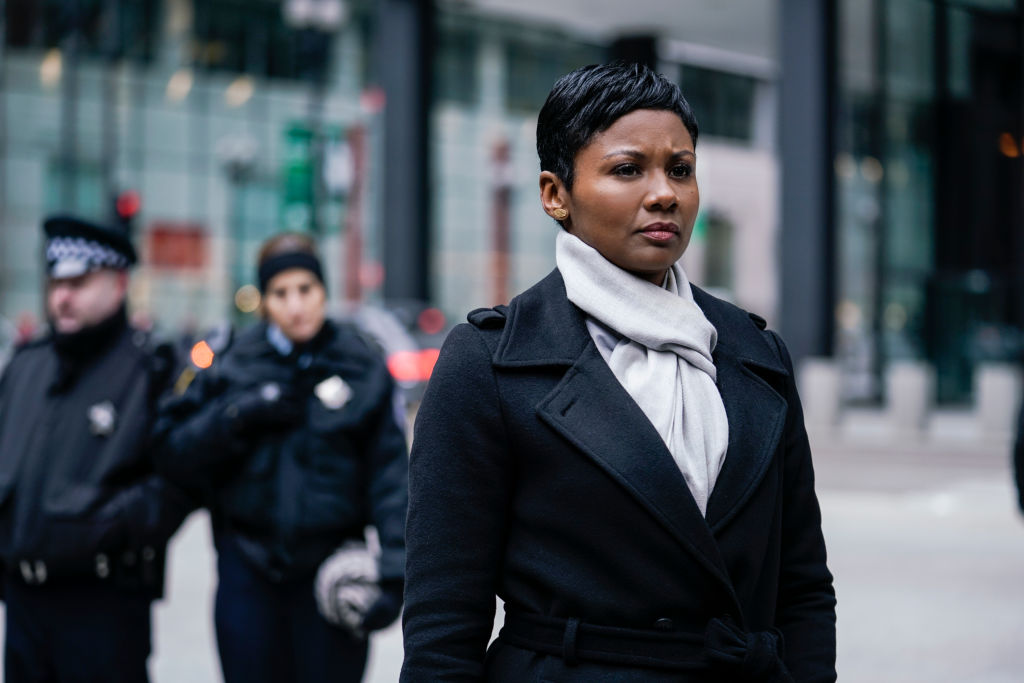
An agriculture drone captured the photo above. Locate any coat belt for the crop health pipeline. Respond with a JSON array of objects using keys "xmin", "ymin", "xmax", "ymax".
[{"xmin": 498, "ymin": 611, "xmax": 793, "ymax": 681}]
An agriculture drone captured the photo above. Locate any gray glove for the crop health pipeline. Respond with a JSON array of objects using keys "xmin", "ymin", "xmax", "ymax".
[{"xmin": 314, "ymin": 541, "xmax": 381, "ymax": 637}]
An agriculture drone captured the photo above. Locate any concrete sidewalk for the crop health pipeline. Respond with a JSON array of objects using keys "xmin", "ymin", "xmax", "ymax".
[{"xmin": 812, "ymin": 435, "xmax": 1024, "ymax": 682}]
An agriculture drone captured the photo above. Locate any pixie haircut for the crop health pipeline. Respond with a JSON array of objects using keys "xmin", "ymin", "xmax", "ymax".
[{"xmin": 536, "ymin": 62, "xmax": 699, "ymax": 190}]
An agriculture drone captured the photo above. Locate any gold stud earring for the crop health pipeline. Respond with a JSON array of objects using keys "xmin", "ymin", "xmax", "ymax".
[{"xmin": 552, "ymin": 208, "xmax": 568, "ymax": 220}]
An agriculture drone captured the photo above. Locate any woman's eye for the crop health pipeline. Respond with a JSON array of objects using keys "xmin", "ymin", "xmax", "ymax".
[
  {"xmin": 669, "ymin": 164, "xmax": 693, "ymax": 179},
  {"xmin": 612, "ymin": 164, "xmax": 640, "ymax": 177},
  {"xmin": 606, "ymin": 163, "xmax": 638, "ymax": 178}
]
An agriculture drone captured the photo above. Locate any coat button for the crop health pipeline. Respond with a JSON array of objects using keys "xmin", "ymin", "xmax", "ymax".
[{"xmin": 653, "ymin": 618, "xmax": 674, "ymax": 632}]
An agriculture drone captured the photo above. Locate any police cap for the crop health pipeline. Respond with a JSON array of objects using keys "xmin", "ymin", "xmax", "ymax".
[{"xmin": 43, "ymin": 214, "xmax": 138, "ymax": 279}]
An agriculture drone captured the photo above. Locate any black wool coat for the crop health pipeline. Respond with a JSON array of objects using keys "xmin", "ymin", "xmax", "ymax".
[{"xmin": 401, "ymin": 270, "xmax": 836, "ymax": 683}]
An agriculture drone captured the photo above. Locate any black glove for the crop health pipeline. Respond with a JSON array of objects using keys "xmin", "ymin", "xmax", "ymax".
[
  {"xmin": 223, "ymin": 382, "xmax": 304, "ymax": 436},
  {"xmin": 359, "ymin": 581, "xmax": 403, "ymax": 633}
]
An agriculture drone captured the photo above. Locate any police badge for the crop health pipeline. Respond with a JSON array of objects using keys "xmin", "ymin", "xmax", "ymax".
[
  {"xmin": 88, "ymin": 400, "xmax": 117, "ymax": 436},
  {"xmin": 314, "ymin": 375, "xmax": 351, "ymax": 410}
]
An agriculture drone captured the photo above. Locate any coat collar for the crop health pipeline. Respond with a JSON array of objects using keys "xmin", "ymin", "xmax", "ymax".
[
  {"xmin": 498, "ymin": 269, "xmax": 791, "ymax": 597},
  {"xmin": 492, "ymin": 270, "xmax": 592, "ymax": 368},
  {"xmin": 494, "ymin": 269, "xmax": 786, "ymax": 376},
  {"xmin": 224, "ymin": 319, "xmax": 374, "ymax": 382}
]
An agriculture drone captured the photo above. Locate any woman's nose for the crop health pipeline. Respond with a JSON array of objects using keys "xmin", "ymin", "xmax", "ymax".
[
  {"xmin": 287, "ymin": 293, "xmax": 308, "ymax": 315},
  {"xmin": 644, "ymin": 173, "xmax": 678, "ymax": 211}
]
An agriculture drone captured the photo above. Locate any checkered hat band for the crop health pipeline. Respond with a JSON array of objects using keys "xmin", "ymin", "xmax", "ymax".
[{"xmin": 46, "ymin": 236, "xmax": 130, "ymax": 271}]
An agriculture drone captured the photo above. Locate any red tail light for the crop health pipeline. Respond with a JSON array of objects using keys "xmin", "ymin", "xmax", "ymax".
[{"xmin": 387, "ymin": 349, "xmax": 440, "ymax": 383}]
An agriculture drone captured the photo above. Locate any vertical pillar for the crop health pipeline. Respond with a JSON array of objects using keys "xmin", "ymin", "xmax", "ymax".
[
  {"xmin": 0, "ymin": 0, "xmax": 8, "ymax": 313},
  {"xmin": 778, "ymin": 0, "xmax": 836, "ymax": 362},
  {"xmin": 610, "ymin": 36, "xmax": 658, "ymax": 69},
  {"xmin": 59, "ymin": 0, "xmax": 82, "ymax": 210},
  {"xmin": 100, "ymin": 0, "xmax": 122, "ymax": 211},
  {"xmin": 375, "ymin": 0, "xmax": 434, "ymax": 302}
]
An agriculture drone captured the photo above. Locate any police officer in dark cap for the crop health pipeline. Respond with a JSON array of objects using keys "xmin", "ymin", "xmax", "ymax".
[{"xmin": 0, "ymin": 215, "xmax": 194, "ymax": 683}]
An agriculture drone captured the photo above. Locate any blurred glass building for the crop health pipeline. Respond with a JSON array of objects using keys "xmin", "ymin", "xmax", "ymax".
[
  {"xmin": 0, "ymin": 1, "xmax": 780, "ymax": 338},
  {"xmin": 1, "ymin": 0, "xmax": 376, "ymax": 334},
  {"xmin": 0, "ymin": 0, "xmax": 1020, "ymax": 406},
  {"xmin": 818, "ymin": 0, "xmax": 1022, "ymax": 404}
]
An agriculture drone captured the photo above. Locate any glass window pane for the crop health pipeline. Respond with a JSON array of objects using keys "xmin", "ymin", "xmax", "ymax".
[{"xmin": 679, "ymin": 66, "xmax": 756, "ymax": 142}]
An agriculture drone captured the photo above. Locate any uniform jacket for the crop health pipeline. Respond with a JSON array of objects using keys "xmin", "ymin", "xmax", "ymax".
[
  {"xmin": 401, "ymin": 270, "xmax": 836, "ymax": 682},
  {"xmin": 0, "ymin": 323, "xmax": 193, "ymax": 597},
  {"xmin": 154, "ymin": 320, "xmax": 408, "ymax": 583}
]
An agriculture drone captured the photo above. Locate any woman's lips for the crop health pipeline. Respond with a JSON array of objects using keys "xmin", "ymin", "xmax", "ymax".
[{"xmin": 639, "ymin": 222, "xmax": 678, "ymax": 242}]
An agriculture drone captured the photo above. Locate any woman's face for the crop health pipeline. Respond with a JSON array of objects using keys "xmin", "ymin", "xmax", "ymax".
[
  {"xmin": 541, "ymin": 109, "xmax": 699, "ymax": 285},
  {"xmin": 263, "ymin": 268, "xmax": 327, "ymax": 343}
]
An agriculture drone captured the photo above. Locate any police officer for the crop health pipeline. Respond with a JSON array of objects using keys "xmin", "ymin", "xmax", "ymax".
[
  {"xmin": 155, "ymin": 232, "xmax": 408, "ymax": 683},
  {"xmin": 0, "ymin": 215, "xmax": 194, "ymax": 683}
]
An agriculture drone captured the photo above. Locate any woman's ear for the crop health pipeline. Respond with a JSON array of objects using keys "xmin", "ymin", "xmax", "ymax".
[{"xmin": 539, "ymin": 171, "xmax": 570, "ymax": 223}]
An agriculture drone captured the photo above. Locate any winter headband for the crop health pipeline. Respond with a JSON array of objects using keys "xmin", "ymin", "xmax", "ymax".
[{"xmin": 258, "ymin": 251, "xmax": 325, "ymax": 293}]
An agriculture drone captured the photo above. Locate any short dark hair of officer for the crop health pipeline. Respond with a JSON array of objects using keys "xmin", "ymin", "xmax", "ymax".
[
  {"xmin": 536, "ymin": 62, "xmax": 699, "ymax": 196},
  {"xmin": 43, "ymin": 215, "xmax": 137, "ymax": 335},
  {"xmin": 256, "ymin": 232, "xmax": 328, "ymax": 344}
]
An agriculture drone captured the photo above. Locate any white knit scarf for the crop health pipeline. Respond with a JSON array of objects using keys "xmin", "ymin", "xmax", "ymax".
[{"xmin": 555, "ymin": 230, "xmax": 729, "ymax": 516}]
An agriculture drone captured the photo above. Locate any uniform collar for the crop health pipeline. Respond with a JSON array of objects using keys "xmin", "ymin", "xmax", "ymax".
[{"xmin": 49, "ymin": 306, "xmax": 129, "ymax": 393}]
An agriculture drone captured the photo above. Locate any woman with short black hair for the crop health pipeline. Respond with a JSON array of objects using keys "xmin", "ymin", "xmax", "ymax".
[
  {"xmin": 401, "ymin": 62, "xmax": 836, "ymax": 682},
  {"xmin": 156, "ymin": 233, "xmax": 408, "ymax": 683}
]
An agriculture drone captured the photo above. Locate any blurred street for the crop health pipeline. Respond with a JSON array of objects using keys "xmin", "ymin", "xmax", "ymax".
[
  {"xmin": 0, "ymin": 434, "xmax": 1020, "ymax": 682},
  {"xmin": 814, "ymin": 439, "xmax": 1024, "ymax": 683}
]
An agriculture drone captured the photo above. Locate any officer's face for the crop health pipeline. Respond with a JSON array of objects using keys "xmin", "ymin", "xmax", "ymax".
[
  {"xmin": 263, "ymin": 268, "xmax": 327, "ymax": 344},
  {"xmin": 47, "ymin": 269, "xmax": 127, "ymax": 334}
]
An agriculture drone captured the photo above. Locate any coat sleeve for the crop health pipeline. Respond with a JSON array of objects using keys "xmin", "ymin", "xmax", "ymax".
[
  {"xmin": 152, "ymin": 365, "xmax": 246, "ymax": 488},
  {"xmin": 401, "ymin": 324, "xmax": 513, "ymax": 682},
  {"xmin": 93, "ymin": 474, "xmax": 196, "ymax": 550},
  {"xmin": 767, "ymin": 331, "xmax": 837, "ymax": 683},
  {"xmin": 106, "ymin": 345, "xmax": 199, "ymax": 549},
  {"xmin": 363, "ymin": 367, "xmax": 409, "ymax": 584}
]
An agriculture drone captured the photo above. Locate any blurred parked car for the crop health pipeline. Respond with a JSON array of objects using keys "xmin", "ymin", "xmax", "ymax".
[{"xmin": 340, "ymin": 300, "xmax": 453, "ymax": 405}]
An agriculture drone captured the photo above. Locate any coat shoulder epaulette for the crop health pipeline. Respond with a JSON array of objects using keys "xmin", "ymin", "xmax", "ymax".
[
  {"xmin": 748, "ymin": 312, "xmax": 768, "ymax": 330},
  {"xmin": 467, "ymin": 305, "xmax": 508, "ymax": 330},
  {"xmin": 11, "ymin": 335, "xmax": 45, "ymax": 354},
  {"xmin": 1, "ymin": 335, "xmax": 48, "ymax": 376}
]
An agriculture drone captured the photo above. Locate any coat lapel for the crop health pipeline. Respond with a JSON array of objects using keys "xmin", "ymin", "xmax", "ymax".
[
  {"xmin": 494, "ymin": 271, "xmax": 732, "ymax": 586},
  {"xmin": 693, "ymin": 287, "xmax": 790, "ymax": 531},
  {"xmin": 535, "ymin": 344, "xmax": 733, "ymax": 585}
]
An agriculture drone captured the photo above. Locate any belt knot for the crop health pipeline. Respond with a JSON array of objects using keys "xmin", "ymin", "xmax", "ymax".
[{"xmin": 703, "ymin": 615, "xmax": 793, "ymax": 682}]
